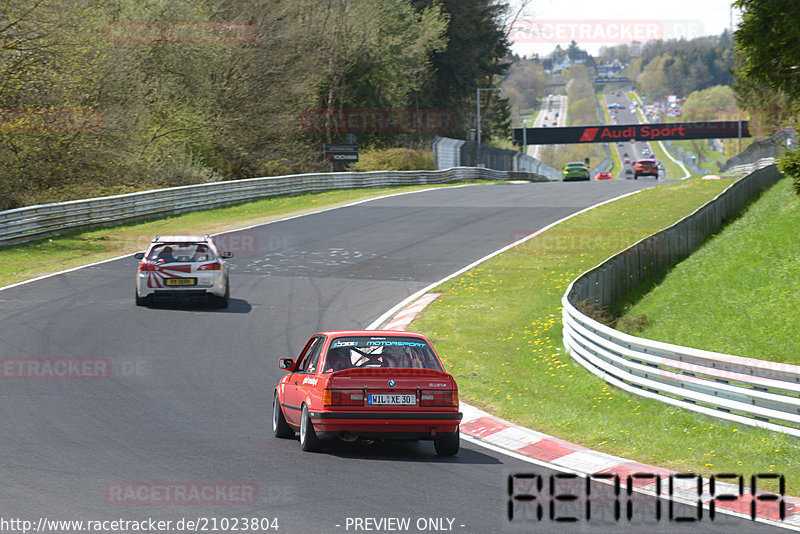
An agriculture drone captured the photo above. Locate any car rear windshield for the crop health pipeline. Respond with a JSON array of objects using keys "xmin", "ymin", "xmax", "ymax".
[
  {"xmin": 147, "ymin": 243, "xmax": 216, "ymax": 263},
  {"xmin": 324, "ymin": 336, "xmax": 443, "ymax": 373}
]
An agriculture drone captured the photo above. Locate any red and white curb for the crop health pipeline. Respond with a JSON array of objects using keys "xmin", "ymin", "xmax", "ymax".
[
  {"xmin": 382, "ymin": 293, "xmax": 441, "ymax": 331},
  {"xmin": 380, "ymin": 294, "xmax": 800, "ymax": 528}
]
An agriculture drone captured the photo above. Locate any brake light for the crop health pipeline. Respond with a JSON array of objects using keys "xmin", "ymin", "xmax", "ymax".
[
  {"xmin": 198, "ymin": 262, "xmax": 221, "ymax": 271},
  {"xmin": 420, "ymin": 390, "xmax": 458, "ymax": 407},
  {"xmin": 323, "ymin": 389, "xmax": 364, "ymax": 406},
  {"xmin": 138, "ymin": 262, "xmax": 156, "ymax": 271}
]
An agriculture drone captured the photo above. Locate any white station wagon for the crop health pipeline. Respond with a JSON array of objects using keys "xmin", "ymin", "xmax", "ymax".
[{"xmin": 134, "ymin": 235, "xmax": 232, "ymax": 307}]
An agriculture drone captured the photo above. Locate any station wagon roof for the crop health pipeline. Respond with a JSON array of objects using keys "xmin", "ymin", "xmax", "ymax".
[{"xmin": 153, "ymin": 235, "xmax": 209, "ymax": 243}]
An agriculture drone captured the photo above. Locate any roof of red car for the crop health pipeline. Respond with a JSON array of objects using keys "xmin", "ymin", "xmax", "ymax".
[{"xmin": 313, "ymin": 330, "xmax": 429, "ymax": 339}]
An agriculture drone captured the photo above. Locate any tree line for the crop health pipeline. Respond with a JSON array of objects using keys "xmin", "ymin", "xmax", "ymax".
[
  {"xmin": 0, "ymin": 0, "xmax": 511, "ymax": 210},
  {"xmin": 613, "ymin": 33, "xmax": 736, "ymax": 101}
]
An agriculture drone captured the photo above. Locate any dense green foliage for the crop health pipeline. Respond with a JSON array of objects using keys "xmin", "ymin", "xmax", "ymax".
[
  {"xmin": 502, "ymin": 58, "xmax": 548, "ymax": 120},
  {"xmin": 601, "ymin": 33, "xmax": 736, "ymax": 101},
  {"xmin": 352, "ymin": 148, "xmax": 435, "ymax": 172},
  {"xmin": 733, "ymin": 0, "xmax": 800, "ymax": 192},
  {"xmin": 410, "ymin": 0, "xmax": 511, "ymax": 139},
  {"xmin": 0, "ymin": 0, "xmax": 511, "ymax": 209},
  {"xmin": 681, "ymin": 85, "xmax": 738, "ymax": 121}
]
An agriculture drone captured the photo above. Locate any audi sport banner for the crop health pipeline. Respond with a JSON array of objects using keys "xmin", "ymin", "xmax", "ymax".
[{"xmin": 513, "ymin": 121, "xmax": 749, "ymax": 145}]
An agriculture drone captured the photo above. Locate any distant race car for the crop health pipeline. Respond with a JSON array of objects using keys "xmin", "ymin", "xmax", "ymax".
[
  {"xmin": 273, "ymin": 330, "xmax": 462, "ymax": 455},
  {"xmin": 594, "ymin": 171, "xmax": 613, "ymax": 181},
  {"xmin": 562, "ymin": 162, "xmax": 590, "ymax": 181},
  {"xmin": 134, "ymin": 234, "xmax": 233, "ymax": 307},
  {"xmin": 634, "ymin": 159, "xmax": 659, "ymax": 180}
]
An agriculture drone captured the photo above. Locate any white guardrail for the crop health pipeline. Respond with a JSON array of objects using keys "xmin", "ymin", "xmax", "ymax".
[
  {"xmin": 0, "ymin": 167, "xmax": 528, "ymax": 247},
  {"xmin": 724, "ymin": 156, "xmax": 776, "ymax": 175},
  {"xmin": 562, "ymin": 162, "xmax": 800, "ymax": 437}
]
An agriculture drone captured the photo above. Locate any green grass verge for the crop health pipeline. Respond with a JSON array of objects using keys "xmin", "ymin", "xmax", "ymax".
[
  {"xmin": 608, "ymin": 142, "xmax": 622, "ymax": 179},
  {"xmin": 598, "ymin": 95, "xmax": 621, "ymax": 177},
  {"xmin": 410, "ymin": 177, "xmax": 799, "ymax": 493},
  {"xmin": 668, "ymin": 139, "xmax": 727, "ymax": 173},
  {"xmin": 0, "ymin": 182, "xmax": 480, "ymax": 288},
  {"xmin": 651, "ymin": 141, "xmax": 689, "ymax": 180},
  {"xmin": 619, "ymin": 176, "xmax": 800, "ymax": 364}
]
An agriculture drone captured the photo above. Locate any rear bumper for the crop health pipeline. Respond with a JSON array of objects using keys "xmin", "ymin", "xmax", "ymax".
[
  {"xmin": 136, "ymin": 273, "xmax": 227, "ymax": 298},
  {"xmin": 308, "ymin": 410, "xmax": 462, "ymax": 439}
]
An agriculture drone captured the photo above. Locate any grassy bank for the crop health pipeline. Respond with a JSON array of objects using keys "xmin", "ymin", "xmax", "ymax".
[
  {"xmin": 619, "ymin": 176, "xmax": 800, "ymax": 364},
  {"xmin": 0, "ymin": 183, "xmax": 475, "ymax": 288},
  {"xmin": 411, "ymin": 177, "xmax": 799, "ymax": 493}
]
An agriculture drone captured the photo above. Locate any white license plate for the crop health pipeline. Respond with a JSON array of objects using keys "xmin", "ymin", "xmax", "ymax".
[{"xmin": 367, "ymin": 394, "xmax": 416, "ymax": 406}]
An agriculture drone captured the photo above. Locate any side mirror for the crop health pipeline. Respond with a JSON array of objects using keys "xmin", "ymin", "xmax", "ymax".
[
  {"xmin": 134, "ymin": 252, "xmax": 144, "ymax": 259},
  {"xmin": 279, "ymin": 358, "xmax": 295, "ymax": 370},
  {"xmin": 221, "ymin": 252, "xmax": 233, "ymax": 259}
]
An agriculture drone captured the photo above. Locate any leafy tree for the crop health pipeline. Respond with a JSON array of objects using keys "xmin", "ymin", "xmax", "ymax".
[
  {"xmin": 409, "ymin": 0, "xmax": 511, "ymax": 136},
  {"xmin": 502, "ymin": 57, "xmax": 548, "ymax": 117},
  {"xmin": 734, "ymin": 0, "xmax": 800, "ymax": 100},
  {"xmin": 733, "ymin": 0, "xmax": 800, "ymax": 191},
  {"xmin": 307, "ymin": 0, "xmax": 448, "ymax": 143},
  {"xmin": 0, "ymin": 0, "xmax": 110, "ymax": 208},
  {"xmin": 0, "ymin": 0, "xmax": 511, "ymax": 208},
  {"xmin": 486, "ymin": 95, "xmax": 511, "ymax": 140},
  {"xmin": 682, "ymin": 85, "xmax": 738, "ymax": 121},
  {"xmin": 566, "ymin": 41, "xmax": 581, "ymax": 60}
]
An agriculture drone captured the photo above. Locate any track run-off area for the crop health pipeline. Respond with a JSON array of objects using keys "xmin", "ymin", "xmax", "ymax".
[{"xmin": 0, "ymin": 180, "xmax": 789, "ymax": 533}]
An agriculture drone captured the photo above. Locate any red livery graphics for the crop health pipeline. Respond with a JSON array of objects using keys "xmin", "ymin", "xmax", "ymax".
[
  {"xmin": 273, "ymin": 330, "xmax": 462, "ymax": 455},
  {"xmin": 514, "ymin": 121, "xmax": 750, "ymax": 146}
]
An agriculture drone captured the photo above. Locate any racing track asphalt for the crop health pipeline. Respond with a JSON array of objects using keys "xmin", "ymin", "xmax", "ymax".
[{"xmin": 0, "ymin": 180, "xmax": 785, "ymax": 533}]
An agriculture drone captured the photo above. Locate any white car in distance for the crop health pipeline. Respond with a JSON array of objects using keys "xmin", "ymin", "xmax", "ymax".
[{"xmin": 134, "ymin": 235, "xmax": 232, "ymax": 308}]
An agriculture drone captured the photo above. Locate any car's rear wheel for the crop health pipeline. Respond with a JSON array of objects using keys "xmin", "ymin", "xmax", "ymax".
[
  {"xmin": 211, "ymin": 282, "xmax": 229, "ymax": 309},
  {"xmin": 299, "ymin": 404, "xmax": 322, "ymax": 452},
  {"xmin": 273, "ymin": 393, "xmax": 294, "ymax": 439},
  {"xmin": 135, "ymin": 290, "xmax": 149, "ymax": 307},
  {"xmin": 434, "ymin": 428, "xmax": 460, "ymax": 456}
]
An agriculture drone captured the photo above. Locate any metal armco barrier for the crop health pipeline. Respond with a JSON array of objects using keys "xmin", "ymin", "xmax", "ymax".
[
  {"xmin": 0, "ymin": 167, "xmax": 522, "ymax": 247},
  {"xmin": 431, "ymin": 136, "xmax": 561, "ymax": 180},
  {"xmin": 723, "ymin": 157, "xmax": 776, "ymax": 175},
  {"xmin": 561, "ymin": 164, "xmax": 800, "ymax": 436}
]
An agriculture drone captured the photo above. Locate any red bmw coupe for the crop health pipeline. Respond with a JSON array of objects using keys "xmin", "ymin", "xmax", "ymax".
[{"xmin": 273, "ymin": 331, "xmax": 462, "ymax": 455}]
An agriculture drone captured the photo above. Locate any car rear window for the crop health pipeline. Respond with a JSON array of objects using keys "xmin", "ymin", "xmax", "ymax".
[
  {"xmin": 147, "ymin": 243, "xmax": 216, "ymax": 263},
  {"xmin": 324, "ymin": 336, "xmax": 443, "ymax": 372}
]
